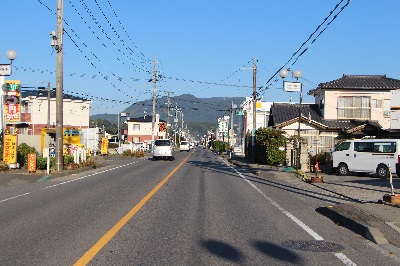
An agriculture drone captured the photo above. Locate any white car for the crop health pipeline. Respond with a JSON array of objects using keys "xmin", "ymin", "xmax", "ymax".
[
  {"xmin": 153, "ymin": 139, "xmax": 175, "ymax": 160},
  {"xmin": 180, "ymin": 141, "xmax": 190, "ymax": 152}
]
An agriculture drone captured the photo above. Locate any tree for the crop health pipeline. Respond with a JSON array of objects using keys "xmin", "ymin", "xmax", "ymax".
[
  {"xmin": 89, "ymin": 119, "xmax": 118, "ymax": 135},
  {"xmin": 246, "ymin": 128, "xmax": 287, "ymax": 165}
]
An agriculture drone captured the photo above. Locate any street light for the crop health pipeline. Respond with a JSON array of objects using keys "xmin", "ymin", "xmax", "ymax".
[
  {"xmin": 0, "ymin": 49, "xmax": 17, "ymax": 135},
  {"xmin": 279, "ymin": 68, "xmax": 302, "ymax": 170}
]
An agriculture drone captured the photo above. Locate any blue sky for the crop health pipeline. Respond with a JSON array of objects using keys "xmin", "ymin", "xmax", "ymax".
[{"xmin": 2, "ymin": 0, "xmax": 400, "ymax": 115}]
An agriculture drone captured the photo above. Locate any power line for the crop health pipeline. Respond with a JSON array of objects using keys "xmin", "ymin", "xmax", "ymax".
[{"xmin": 257, "ymin": 0, "xmax": 352, "ymax": 98}]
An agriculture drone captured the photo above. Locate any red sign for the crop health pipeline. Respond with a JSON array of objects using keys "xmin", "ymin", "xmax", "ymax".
[{"xmin": 5, "ymin": 80, "xmax": 21, "ymax": 122}]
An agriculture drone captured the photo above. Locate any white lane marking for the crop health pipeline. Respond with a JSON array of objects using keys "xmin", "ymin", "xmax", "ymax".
[
  {"xmin": 226, "ymin": 162, "xmax": 357, "ymax": 266},
  {"xmin": 231, "ymin": 166, "xmax": 324, "ymax": 240},
  {"xmin": 0, "ymin": 159, "xmax": 146, "ymax": 204},
  {"xmin": 334, "ymin": 253, "xmax": 357, "ymax": 266}
]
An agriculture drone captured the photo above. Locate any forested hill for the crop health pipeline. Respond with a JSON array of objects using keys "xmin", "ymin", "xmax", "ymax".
[{"xmin": 90, "ymin": 94, "xmax": 246, "ymax": 123}]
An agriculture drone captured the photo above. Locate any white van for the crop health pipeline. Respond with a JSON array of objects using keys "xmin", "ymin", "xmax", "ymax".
[
  {"xmin": 180, "ymin": 141, "xmax": 190, "ymax": 152},
  {"xmin": 332, "ymin": 139, "xmax": 400, "ymax": 178},
  {"xmin": 153, "ymin": 139, "xmax": 175, "ymax": 161}
]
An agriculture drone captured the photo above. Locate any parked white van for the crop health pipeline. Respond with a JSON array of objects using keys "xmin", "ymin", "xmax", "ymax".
[
  {"xmin": 331, "ymin": 139, "xmax": 400, "ymax": 178},
  {"xmin": 153, "ymin": 139, "xmax": 175, "ymax": 161}
]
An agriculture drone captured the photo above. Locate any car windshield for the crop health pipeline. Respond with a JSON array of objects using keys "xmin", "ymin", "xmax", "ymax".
[
  {"xmin": 155, "ymin": 140, "xmax": 170, "ymax": 146},
  {"xmin": 181, "ymin": 141, "xmax": 188, "ymax": 145}
]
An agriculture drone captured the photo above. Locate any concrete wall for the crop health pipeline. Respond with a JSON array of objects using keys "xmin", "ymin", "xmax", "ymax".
[{"xmin": 17, "ymin": 134, "xmax": 47, "ymax": 153}]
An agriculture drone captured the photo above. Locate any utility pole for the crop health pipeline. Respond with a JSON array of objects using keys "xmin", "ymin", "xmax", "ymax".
[
  {"xmin": 181, "ymin": 111, "xmax": 184, "ymax": 140},
  {"xmin": 55, "ymin": 0, "xmax": 64, "ymax": 172},
  {"xmin": 166, "ymin": 91, "xmax": 173, "ymax": 139},
  {"xmin": 175, "ymin": 103, "xmax": 179, "ymax": 144},
  {"xmin": 230, "ymin": 101, "xmax": 237, "ymax": 156},
  {"xmin": 47, "ymin": 82, "xmax": 51, "ymax": 128},
  {"xmin": 252, "ymin": 58, "xmax": 257, "ymax": 162},
  {"xmin": 241, "ymin": 58, "xmax": 257, "ymax": 161},
  {"xmin": 151, "ymin": 55, "xmax": 158, "ymax": 144}
]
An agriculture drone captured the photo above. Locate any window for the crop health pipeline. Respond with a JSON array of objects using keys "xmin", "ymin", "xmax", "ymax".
[
  {"xmin": 133, "ymin": 124, "xmax": 140, "ymax": 130},
  {"xmin": 21, "ymin": 101, "xmax": 31, "ymax": 113},
  {"xmin": 336, "ymin": 142, "xmax": 350, "ymax": 151},
  {"xmin": 383, "ymin": 99, "xmax": 391, "ymax": 118},
  {"xmin": 154, "ymin": 139, "xmax": 171, "ymax": 146},
  {"xmin": 319, "ymin": 99, "xmax": 324, "ymax": 109},
  {"xmin": 337, "ymin": 96, "xmax": 370, "ymax": 119},
  {"xmin": 372, "ymin": 99, "xmax": 382, "ymax": 108},
  {"xmin": 354, "ymin": 142, "xmax": 373, "ymax": 152},
  {"xmin": 373, "ymin": 142, "xmax": 396, "ymax": 153}
]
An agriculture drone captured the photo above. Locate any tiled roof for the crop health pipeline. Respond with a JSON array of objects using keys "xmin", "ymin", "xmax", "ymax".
[
  {"xmin": 324, "ymin": 119, "xmax": 381, "ymax": 130},
  {"xmin": 269, "ymin": 103, "xmax": 382, "ymax": 131},
  {"xmin": 309, "ymin": 75, "xmax": 400, "ymax": 95},
  {"xmin": 128, "ymin": 116, "xmax": 166, "ymax": 123},
  {"xmin": 21, "ymin": 89, "xmax": 88, "ymax": 101},
  {"xmin": 270, "ymin": 103, "xmax": 325, "ymax": 127}
]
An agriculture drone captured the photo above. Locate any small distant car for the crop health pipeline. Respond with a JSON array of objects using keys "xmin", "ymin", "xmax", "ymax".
[
  {"xmin": 180, "ymin": 141, "xmax": 190, "ymax": 152},
  {"xmin": 233, "ymin": 145, "xmax": 242, "ymax": 153},
  {"xmin": 153, "ymin": 139, "xmax": 175, "ymax": 161}
]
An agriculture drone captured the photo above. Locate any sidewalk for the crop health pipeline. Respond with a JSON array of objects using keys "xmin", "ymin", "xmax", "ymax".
[
  {"xmin": 226, "ymin": 153, "xmax": 400, "ymax": 255},
  {"xmin": 0, "ymin": 154, "xmax": 127, "ymax": 187}
]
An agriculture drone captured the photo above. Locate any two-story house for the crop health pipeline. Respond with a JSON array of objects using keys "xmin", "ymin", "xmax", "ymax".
[
  {"xmin": 126, "ymin": 114, "xmax": 167, "ymax": 150},
  {"xmin": 4, "ymin": 89, "xmax": 90, "ymax": 151},
  {"xmin": 17, "ymin": 89, "xmax": 90, "ymax": 135},
  {"xmin": 311, "ymin": 75, "xmax": 399, "ymax": 129},
  {"xmin": 269, "ymin": 75, "xmax": 400, "ymax": 156}
]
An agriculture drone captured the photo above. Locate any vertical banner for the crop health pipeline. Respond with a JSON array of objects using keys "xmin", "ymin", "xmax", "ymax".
[
  {"xmin": 101, "ymin": 137, "xmax": 108, "ymax": 155},
  {"xmin": 3, "ymin": 134, "xmax": 17, "ymax": 164},
  {"xmin": 27, "ymin": 153, "xmax": 37, "ymax": 173},
  {"xmin": 5, "ymin": 80, "xmax": 21, "ymax": 122}
]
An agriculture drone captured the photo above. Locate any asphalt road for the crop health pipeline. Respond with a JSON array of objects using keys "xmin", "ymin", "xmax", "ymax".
[{"xmin": 1, "ymin": 148, "xmax": 399, "ymax": 265}]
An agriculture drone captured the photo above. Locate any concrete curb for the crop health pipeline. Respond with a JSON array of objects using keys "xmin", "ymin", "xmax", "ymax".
[
  {"xmin": 316, "ymin": 205, "xmax": 389, "ymax": 245},
  {"xmin": 226, "ymin": 154, "xmax": 400, "ymax": 254}
]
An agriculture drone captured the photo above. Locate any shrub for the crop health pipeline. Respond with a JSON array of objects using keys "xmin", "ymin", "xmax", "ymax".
[
  {"xmin": 122, "ymin": 149, "xmax": 132, "ymax": 156},
  {"xmin": 0, "ymin": 161, "xmax": 9, "ymax": 171},
  {"xmin": 310, "ymin": 152, "xmax": 331, "ymax": 165},
  {"xmin": 17, "ymin": 143, "xmax": 37, "ymax": 168},
  {"xmin": 133, "ymin": 150, "xmax": 144, "ymax": 157},
  {"xmin": 36, "ymin": 156, "xmax": 55, "ymax": 170},
  {"xmin": 64, "ymin": 154, "xmax": 75, "ymax": 166},
  {"xmin": 213, "ymin": 140, "xmax": 229, "ymax": 152}
]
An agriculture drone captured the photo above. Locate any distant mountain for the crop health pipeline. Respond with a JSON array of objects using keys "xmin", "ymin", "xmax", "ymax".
[{"xmin": 91, "ymin": 94, "xmax": 246, "ymax": 124}]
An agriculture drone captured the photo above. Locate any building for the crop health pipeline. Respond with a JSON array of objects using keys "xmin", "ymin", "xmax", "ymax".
[
  {"xmin": 3, "ymin": 88, "xmax": 90, "ymax": 152},
  {"xmin": 310, "ymin": 75, "xmax": 400, "ymax": 129},
  {"xmin": 7, "ymin": 89, "xmax": 91, "ymax": 135},
  {"xmin": 269, "ymin": 75, "xmax": 400, "ymax": 155},
  {"xmin": 242, "ymin": 97, "xmax": 273, "ymax": 134},
  {"xmin": 126, "ymin": 114, "xmax": 167, "ymax": 149}
]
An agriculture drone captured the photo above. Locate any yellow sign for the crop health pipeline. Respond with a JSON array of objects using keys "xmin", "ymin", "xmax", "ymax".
[
  {"xmin": 3, "ymin": 134, "xmax": 17, "ymax": 164},
  {"xmin": 101, "ymin": 137, "xmax": 108, "ymax": 155},
  {"xmin": 40, "ymin": 128, "xmax": 83, "ymax": 151}
]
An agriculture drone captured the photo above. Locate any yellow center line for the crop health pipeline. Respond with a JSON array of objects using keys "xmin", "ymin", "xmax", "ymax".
[{"xmin": 74, "ymin": 152, "xmax": 193, "ymax": 265}]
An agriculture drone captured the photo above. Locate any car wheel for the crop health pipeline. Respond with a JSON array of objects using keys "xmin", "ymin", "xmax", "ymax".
[
  {"xmin": 153, "ymin": 157, "xmax": 157, "ymax": 161},
  {"xmin": 338, "ymin": 163, "xmax": 349, "ymax": 176},
  {"xmin": 377, "ymin": 165, "xmax": 390, "ymax": 179}
]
